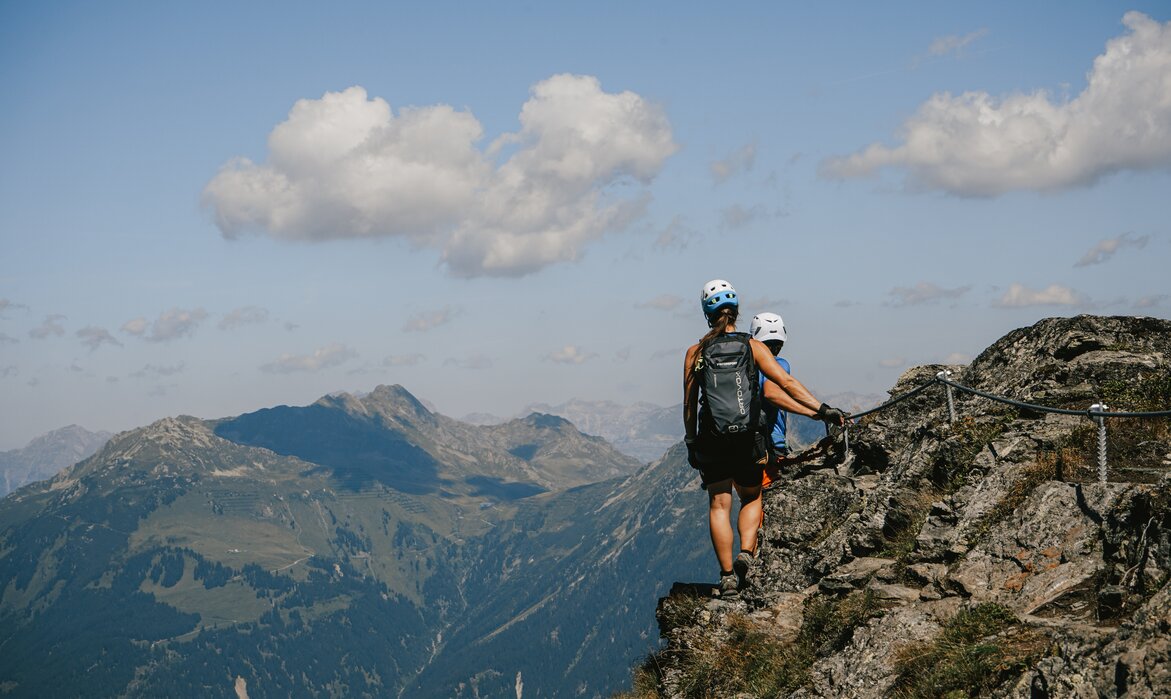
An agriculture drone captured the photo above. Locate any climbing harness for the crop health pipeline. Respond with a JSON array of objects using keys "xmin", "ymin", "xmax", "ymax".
[{"xmin": 831, "ymin": 374, "xmax": 1171, "ymax": 484}]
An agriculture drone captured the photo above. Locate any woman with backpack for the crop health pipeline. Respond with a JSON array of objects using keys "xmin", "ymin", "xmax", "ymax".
[{"xmin": 683, "ymin": 279, "xmax": 847, "ymax": 598}]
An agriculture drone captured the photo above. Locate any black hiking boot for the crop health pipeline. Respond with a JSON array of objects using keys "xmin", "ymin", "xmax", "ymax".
[
  {"xmin": 718, "ymin": 573, "xmax": 739, "ymax": 598},
  {"xmin": 733, "ymin": 551, "xmax": 753, "ymax": 590}
]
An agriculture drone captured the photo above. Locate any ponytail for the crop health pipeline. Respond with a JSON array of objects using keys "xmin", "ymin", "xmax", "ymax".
[{"xmin": 699, "ymin": 308, "xmax": 738, "ymax": 348}]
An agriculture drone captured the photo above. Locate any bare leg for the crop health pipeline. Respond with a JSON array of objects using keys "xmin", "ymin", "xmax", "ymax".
[
  {"xmin": 707, "ymin": 479, "xmax": 734, "ymax": 572},
  {"xmin": 735, "ymin": 484, "xmax": 762, "ymax": 555}
]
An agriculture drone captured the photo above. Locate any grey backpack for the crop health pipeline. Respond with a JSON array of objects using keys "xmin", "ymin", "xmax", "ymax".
[{"xmin": 698, "ymin": 332, "xmax": 762, "ymax": 437}]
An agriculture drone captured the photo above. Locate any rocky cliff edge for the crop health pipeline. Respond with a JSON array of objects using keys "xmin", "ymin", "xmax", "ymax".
[{"xmin": 628, "ymin": 315, "xmax": 1171, "ymax": 699}]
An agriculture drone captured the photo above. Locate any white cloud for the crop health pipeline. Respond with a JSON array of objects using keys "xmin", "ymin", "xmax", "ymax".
[
  {"xmin": 150, "ymin": 308, "xmax": 207, "ymax": 341},
  {"xmin": 994, "ymin": 283, "xmax": 1083, "ymax": 308},
  {"xmin": 0, "ymin": 298, "xmax": 28, "ymax": 317},
  {"xmin": 711, "ymin": 144, "xmax": 757, "ymax": 183},
  {"xmin": 1134, "ymin": 294, "xmax": 1168, "ymax": 309},
  {"xmin": 442, "ymin": 354, "xmax": 493, "ymax": 370},
  {"xmin": 219, "ymin": 306, "xmax": 270, "ymax": 330},
  {"xmin": 546, "ymin": 345, "xmax": 598, "ymax": 365},
  {"xmin": 747, "ymin": 296, "xmax": 790, "ymax": 312},
  {"xmin": 650, "ymin": 346, "xmax": 683, "ymax": 361},
  {"xmin": 1074, "ymin": 232, "xmax": 1150, "ymax": 266},
  {"xmin": 123, "ymin": 308, "xmax": 208, "ymax": 342},
  {"xmin": 942, "ymin": 352, "xmax": 972, "ymax": 364},
  {"xmin": 0, "ymin": 332, "xmax": 18, "ymax": 344},
  {"xmin": 927, "ymin": 28, "xmax": 989, "ymax": 58},
  {"xmin": 76, "ymin": 326, "xmax": 122, "ymax": 351},
  {"xmin": 383, "ymin": 353, "xmax": 425, "ymax": 367},
  {"xmin": 719, "ymin": 204, "xmax": 767, "ymax": 230},
  {"xmin": 121, "ymin": 317, "xmax": 147, "ymax": 336},
  {"xmin": 887, "ymin": 282, "xmax": 971, "ymax": 306},
  {"xmin": 203, "ymin": 75, "xmax": 677, "ymax": 278},
  {"xmin": 403, "ymin": 306, "xmax": 461, "ymax": 332},
  {"xmin": 261, "ymin": 343, "xmax": 356, "ymax": 373},
  {"xmin": 636, "ymin": 294, "xmax": 684, "ymax": 311},
  {"xmin": 653, "ymin": 215, "xmax": 696, "ymax": 251},
  {"xmin": 822, "ymin": 13, "xmax": 1171, "ymax": 196},
  {"xmin": 130, "ymin": 362, "xmax": 186, "ymax": 379},
  {"xmin": 29, "ymin": 314, "xmax": 65, "ymax": 339}
]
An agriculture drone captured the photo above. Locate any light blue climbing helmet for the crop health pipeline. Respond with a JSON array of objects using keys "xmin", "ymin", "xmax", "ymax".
[{"xmin": 700, "ymin": 279, "xmax": 739, "ymax": 320}]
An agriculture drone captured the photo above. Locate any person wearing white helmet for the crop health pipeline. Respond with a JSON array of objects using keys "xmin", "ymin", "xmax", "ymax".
[
  {"xmin": 750, "ymin": 312, "xmax": 819, "ymax": 489},
  {"xmin": 684, "ymin": 280, "xmax": 847, "ymax": 597}
]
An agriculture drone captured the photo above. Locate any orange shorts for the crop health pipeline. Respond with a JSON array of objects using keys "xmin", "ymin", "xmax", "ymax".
[{"xmin": 761, "ymin": 460, "xmax": 781, "ymax": 489}]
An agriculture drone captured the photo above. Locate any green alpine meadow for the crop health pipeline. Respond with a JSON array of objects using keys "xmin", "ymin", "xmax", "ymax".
[{"xmin": 0, "ymin": 385, "xmax": 706, "ymax": 697}]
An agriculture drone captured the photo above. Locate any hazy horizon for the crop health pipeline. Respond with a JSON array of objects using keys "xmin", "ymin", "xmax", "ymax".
[{"xmin": 3, "ymin": 2, "xmax": 1169, "ymax": 449}]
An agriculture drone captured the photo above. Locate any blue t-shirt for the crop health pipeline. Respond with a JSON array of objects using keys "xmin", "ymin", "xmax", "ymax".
[{"xmin": 759, "ymin": 356, "xmax": 791, "ymax": 451}]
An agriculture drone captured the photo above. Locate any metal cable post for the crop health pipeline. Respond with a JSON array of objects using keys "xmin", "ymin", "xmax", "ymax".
[
  {"xmin": 937, "ymin": 370, "xmax": 956, "ymax": 423},
  {"xmin": 1089, "ymin": 403, "xmax": 1108, "ymax": 484}
]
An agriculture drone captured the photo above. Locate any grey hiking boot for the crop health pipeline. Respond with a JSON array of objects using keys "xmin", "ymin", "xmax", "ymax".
[
  {"xmin": 733, "ymin": 551, "xmax": 753, "ymax": 590},
  {"xmin": 718, "ymin": 573, "xmax": 739, "ymax": 598}
]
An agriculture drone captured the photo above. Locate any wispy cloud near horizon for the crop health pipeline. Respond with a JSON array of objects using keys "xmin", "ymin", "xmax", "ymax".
[
  {"xmin": 636, "ymin": 295, "xmax": 684, "ymax": 312},
  {"xmin": 383, "ymin": 353, "xmax": 425, "ymax": 367},
  {"xmin": 29, "ymin": 315, "xmax": 66, "ymax": 339},
  {"xmin": 77, "ymin": 326, "xmax": 122, "ymax": 351},
  {"xmin": 403, "ymin": 306, "xmax": 461, "ymax": 333},
  {"xmin": 219, "ymin": 306, "xmax": 270, "ymax": 330},
  {"xmin": 261, "ymin": 343, "xmax": 356, "ymax": 373},
  {"xmin": 927, "ymin": 28, "xmax": 989, "ymax": 58},
  {"xmin": 545, "ymin": 345, "xmax": 598, "ymax": 365},
  {"xmin": 122, "ymin": 308, "xmax": 208, "ymax": 342},
  {"xmin": 994, "ymin": 283, "xmax": 1084, "ymax": 308},
  {"xmin": 886, "ymin": 282, "xmax": 972, "ymax": 307},
  {"xmin": 710, "ymin": 144, "xmax": 757, "ymax": 183},
  {"xmin": 1074, "ymin": 233, "xmax": 1150, "ymax": 267}
]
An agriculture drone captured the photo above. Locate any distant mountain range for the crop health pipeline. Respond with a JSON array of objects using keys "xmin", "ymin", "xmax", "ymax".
[
  {"xmin": 0, "ymin": 424, "xmax": 111, "ymax": 498},
  {"xmin": 466, "ymin": 391, "xmax": 885, "ymax": 463},
  {"xmin": 0, "ymin": 385, "xmax": 705, "ymax": 697}
]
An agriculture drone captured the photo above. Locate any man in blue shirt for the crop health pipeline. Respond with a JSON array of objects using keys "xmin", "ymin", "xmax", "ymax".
[{"xmin": 750, "ymin": 312, "xmax": 818, "ymax": 489}]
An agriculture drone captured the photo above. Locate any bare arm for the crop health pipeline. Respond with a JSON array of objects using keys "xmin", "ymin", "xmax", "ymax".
[
  {"xmin": 763, "ymin": 378, "xmax": 817, "ymax": 416},
  {"xmin": 683, "ymin": 343, "xmax": 701, "ymax": 442},
  {"xmin": 750, "ymin": 338, "xmax": 822, "ymax": 413}
]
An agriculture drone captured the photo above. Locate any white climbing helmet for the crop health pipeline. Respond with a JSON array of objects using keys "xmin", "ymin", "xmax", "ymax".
[
  {"xmin": 750, "ymin": 312, "xmax": 787, "ymax": 343},
  {"xmin": 700, "ymin": 279, "xmax": 738, "ymax": 318}
]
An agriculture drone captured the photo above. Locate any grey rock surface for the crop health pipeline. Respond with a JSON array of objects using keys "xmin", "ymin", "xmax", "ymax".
[{"xmin": 641, "ymin": 315, "xmax": 1171, "ymax": 698}]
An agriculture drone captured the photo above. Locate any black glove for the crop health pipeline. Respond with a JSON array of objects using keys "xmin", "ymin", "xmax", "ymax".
[
  {"xmin": 816, "ymin": 403, "xmax": 848, "ymax": 425},
  {"xmin": 686, "ymin": 439, "xmax": 701, "ymax": 469}
]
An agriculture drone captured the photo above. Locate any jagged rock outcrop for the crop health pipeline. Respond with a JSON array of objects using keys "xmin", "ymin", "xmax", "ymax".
[{"xmin": 636, "ymin": 316, "xmax": 1171, "ymax": 698}]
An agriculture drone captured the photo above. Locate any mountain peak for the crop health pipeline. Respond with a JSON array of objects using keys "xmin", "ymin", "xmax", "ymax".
[
  {"xmin": 1, "ymin": 424, "xmax": 113, "ymax": 498},
  {"xmin": 363, "ymin": 384, "xmax": 434, "ymax": 421},
  {"xmin": 520, "ymin": 412, "xmax": 571, "ymax": 430}
]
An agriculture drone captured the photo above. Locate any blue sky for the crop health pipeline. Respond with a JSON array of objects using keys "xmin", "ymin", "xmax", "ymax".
[{"xmin": 2, "ymin": 2, "xmax": 1169, "ymax": 449}]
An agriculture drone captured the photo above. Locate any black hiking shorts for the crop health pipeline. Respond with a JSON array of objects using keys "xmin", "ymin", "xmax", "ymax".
[{"xmin": 694, "ymin": 433, "xmax": 764, "ymax": 488}]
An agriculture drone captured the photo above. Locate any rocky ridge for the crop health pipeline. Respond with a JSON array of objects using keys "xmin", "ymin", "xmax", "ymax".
[
  {"xmin": 634, "ymin": 316, "xmax": 1171, "ymax": 698},
  {"xmin": 0, "ymin": 425, "xmax": 111, "ymax": 497}
]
